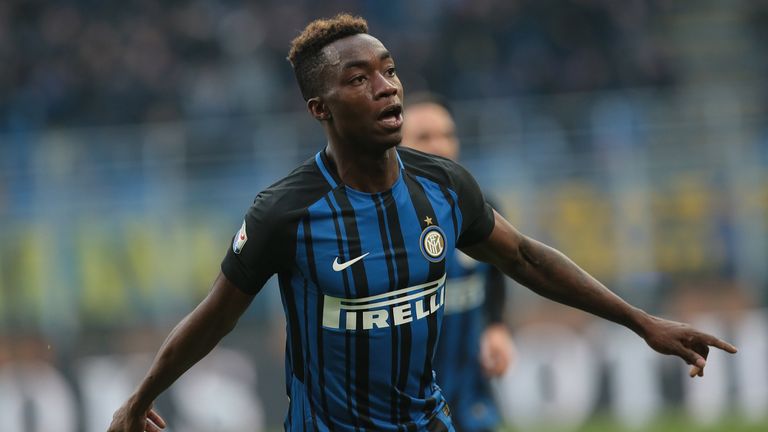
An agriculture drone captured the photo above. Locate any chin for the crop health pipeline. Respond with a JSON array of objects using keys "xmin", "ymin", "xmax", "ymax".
[
  {"xmin": 380, "ymin": 130, "xmax": 402, "ymax": 149},
  {"xmin": 379, "ymin": 137, "xmax": 401, "ymax": 153},
  {"xmin": 362, "ymin": 132, "xmax": 401, "ymax": 154}
]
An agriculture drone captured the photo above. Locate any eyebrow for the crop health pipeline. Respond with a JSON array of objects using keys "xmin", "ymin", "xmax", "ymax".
[{"xmin": 342, "ymin": 51, "xmax": 392, "ymax": 70}]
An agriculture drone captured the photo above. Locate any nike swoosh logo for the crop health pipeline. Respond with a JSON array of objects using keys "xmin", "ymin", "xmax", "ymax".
[{"xmin": 333, "ymin": 253, "xmax": 370, "ymax": 272}]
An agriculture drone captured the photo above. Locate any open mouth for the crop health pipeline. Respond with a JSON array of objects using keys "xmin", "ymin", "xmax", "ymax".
[{"xmin": 377, "ymin": 104, "xmax": 403, "ymax": 130}]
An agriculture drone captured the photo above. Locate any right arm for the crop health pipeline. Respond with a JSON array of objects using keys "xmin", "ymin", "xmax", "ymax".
[
  {"xmin": 108, "ymin": 272, "xmax": 255, "ymax": 432},
  {"xmin": 462, "ymin": 211, "xmax": 737, "ymax": 374}
]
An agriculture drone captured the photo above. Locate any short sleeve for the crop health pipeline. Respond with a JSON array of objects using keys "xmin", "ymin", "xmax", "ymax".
[
  {"xmin": 451, "ymin": 163, "xmax": 496, "ymax": 248},
  {"xmin": 220, "ymin": 192, "xmax": 284, "ymax": 295}
]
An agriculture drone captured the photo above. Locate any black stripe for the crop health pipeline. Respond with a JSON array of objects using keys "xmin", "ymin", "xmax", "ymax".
[
  {"xmin": 403, "ymin": 173, "xmax": 445, "ymax": 408},
  {"xmin": 302, "ymin": 219, "xmax": 323, "ymax": 431},
  {"xmin": 302, "ymin": 277, "xmax": 319, "ymax": 431},
  {"xmin": 381, "ymin": 189, "xmax": 415, "ymax": 428},
  {"xmin": 334, "ymin": 187, "xmax": 376, "ymax": 430},
  {"xmin": 323, "ymin": 195, "xmax": 358, "ymax": 430},
  {"xmin": 302, "ymin": 217, "xmax": 330, "ymax": 431},
  {"xmin": 438, "ymin": 185, "xmax": 459, "ymax": 240},
  {"xmin": 372, "ymin": 193, "xmax": 400, "ymax": 426},
  {"xmin": 280, "ymin": 272, "xmax": 305, "ymax": 383},
  {"xmin": 319, "ymin": 148, "xmax": 344, "ymax": 185},
  {"xmin": 436, "ymin": 184, "xmax": 460, "ymax": 418}
]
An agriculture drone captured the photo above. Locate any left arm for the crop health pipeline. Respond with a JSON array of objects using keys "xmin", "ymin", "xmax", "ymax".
[{"xmin": 462, "ymin": 211, "xmax": 737, "ymax": 377}]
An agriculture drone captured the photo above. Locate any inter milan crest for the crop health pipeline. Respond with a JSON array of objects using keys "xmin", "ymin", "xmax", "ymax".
[
  {"xmin": 233, "ymin": 219, "xmax": 248, "ymax": 254},
  {"xmin": 419, "ymin": 224, "xmax": 446, "ymax": 262}
]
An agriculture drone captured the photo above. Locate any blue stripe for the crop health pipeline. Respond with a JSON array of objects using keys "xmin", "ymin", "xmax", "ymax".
[
  {"xmin": 315, "ymin": 152, "xmax": 338, "ymax": 189},
  {"xmin": 391, "ymin": 182, "xmax": 431, "ymax": 398},
  {"xmin": 297, "ymin": 221, "xmax": 321, "ymax": 431},
  {"xmin": 280, "ymin": 161, "xmax": 471, "ymax": 430},
  {"xmin": 415, "ymin": 176, "xmax": 459, "ymax": 254},
  {"xmin": 395, "ymin": 149, "xmax": 404, "ymax": 169},
  {"xmin": 322, "ymin": 192, "xmax": 360, "ymax": 430},
  {"xmin": 343, "ymin": 189, "xmax": 399, "ymax": 430}
]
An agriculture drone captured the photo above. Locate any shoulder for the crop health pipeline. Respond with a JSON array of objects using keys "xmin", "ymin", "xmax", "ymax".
[
  {"xmin": 248, "ymin": 155, "xmax": 332, "ymax": 225},
  {"xmin": 398, "ymin": 146, "xmax": 469, "ymax": 188}
]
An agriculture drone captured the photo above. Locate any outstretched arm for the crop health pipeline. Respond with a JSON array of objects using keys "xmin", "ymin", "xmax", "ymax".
[
  {"xmin": 108, "ymin": 272, "xmax": 255, "ymax": 432},
  {"xmin": 462, "ymin": 211, "xmax": 737, "ymax": 377}
]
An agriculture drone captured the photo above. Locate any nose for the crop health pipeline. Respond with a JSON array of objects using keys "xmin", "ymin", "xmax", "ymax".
[{"xmin": 373, "ymin": 72, "xmax": 398, "ymax": 99}]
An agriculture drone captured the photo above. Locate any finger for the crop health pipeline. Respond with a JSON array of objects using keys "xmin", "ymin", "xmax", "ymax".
[
  {"xmin": 689, "ymin": 365, "xmax": 704, "ymax": 378},
  {"xmin": 691, "ymin": 342, "xmax": 710, "ymax": 360},
  {"xmin": 701, "ymin": 334, "xmax": 738, "ymax": 353},
  {"xmin": 147, "ymin": 410, "xmax": 166, "ymax": 428},
  {"xmin": 681, "ymin": 347, "xmax": 707, "ymax": 369},
  {"xmin": 145, "ymin": 419, "xmax": 163, "ymax": 432}
]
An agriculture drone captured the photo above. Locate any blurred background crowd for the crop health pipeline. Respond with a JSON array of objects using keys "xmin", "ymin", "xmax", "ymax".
[
  {"xmin": 1, "ymin": 1, "xmax": 768, "ymax": 431},
  {"xmin": 1, "ymin": 0, "xmax": 678, "ymax": 129}
]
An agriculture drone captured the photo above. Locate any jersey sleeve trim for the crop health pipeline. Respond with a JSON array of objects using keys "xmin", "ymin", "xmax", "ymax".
[{"xmin": 455, "ymin": 201, "xmax": 495, "ymax": 248}]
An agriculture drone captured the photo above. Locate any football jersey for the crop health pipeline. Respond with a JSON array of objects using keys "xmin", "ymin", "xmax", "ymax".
[
  {"xmin": 433, "ymin": 250, "xmax": 504, "ymax": 432},
  {"xmin": 221, "ymin": 147, "xmax": 495, "ymax": 431}
]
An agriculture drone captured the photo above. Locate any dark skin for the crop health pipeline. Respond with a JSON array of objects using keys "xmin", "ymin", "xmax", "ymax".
[
  {"xmin": 107, "ymin": 34, "xmax": 736, "ymax": 431},
  {"xmin": 463, "ymin": 211, "xmax": 736, "ymax": 375},
  {"xmin": 108, "ymin": 273, "xmax": 252, "ymax": 432},
  {"xmin": 308, "ymin": 33, "xmax": 404, "ymax": 193}
]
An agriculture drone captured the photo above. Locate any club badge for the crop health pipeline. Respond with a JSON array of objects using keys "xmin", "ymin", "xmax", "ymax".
[{"xmin": 420, "ymin": 225, "xmax": 446, "ymax": 262}]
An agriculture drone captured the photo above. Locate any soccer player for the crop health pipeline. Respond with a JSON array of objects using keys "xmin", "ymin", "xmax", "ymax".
[
  {"xmin": 401, "ymin": 94, "xmax": 513, "ymax": 432},
  {"xmin": 108, "ymin": 14, "xmax": 736, "ymax": 432}
]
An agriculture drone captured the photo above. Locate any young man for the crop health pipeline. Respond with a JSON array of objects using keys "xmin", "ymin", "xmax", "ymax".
[
  {"xmin": 401, "ymin": 94, "xmax": 513, "ymax": 432},
  {"xmin": 108, "ymin": 14, "xmax": 736, "ymax": 432}
]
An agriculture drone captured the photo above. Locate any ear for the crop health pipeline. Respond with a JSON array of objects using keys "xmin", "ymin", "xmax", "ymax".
[{"xmin": 307, "ymin": 97, "xmax": 332, "ymax": 121}]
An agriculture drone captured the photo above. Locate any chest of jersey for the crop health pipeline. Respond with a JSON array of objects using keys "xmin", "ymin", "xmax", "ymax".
[{"xmin": 293, "ymin": 175, "xmax": 458, "ymax": 332}]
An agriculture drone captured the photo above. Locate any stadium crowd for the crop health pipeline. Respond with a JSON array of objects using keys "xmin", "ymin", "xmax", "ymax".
[{"xmin": 0, "ymin": 0, "xmax": 675, "ymax": 131}]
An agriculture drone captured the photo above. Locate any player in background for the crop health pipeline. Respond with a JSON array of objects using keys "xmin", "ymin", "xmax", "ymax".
[
  {"xmin": 107, "ymin": 14, "xmax": 736, "ymax": 432},
  {"xmin": 401, "ymin": 94, "xmax": 513, "ymax": 432}
]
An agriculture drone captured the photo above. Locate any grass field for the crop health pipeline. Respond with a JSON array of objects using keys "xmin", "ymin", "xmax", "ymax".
[{"xmin": 501, "ymin": 412, "xmax": 768, "ymax": 432}]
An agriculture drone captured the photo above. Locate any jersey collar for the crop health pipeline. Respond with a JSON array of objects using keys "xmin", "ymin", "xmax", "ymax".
[{"xmin": 315, "ymin": 148, "xmax": 404, "ymax": 190}]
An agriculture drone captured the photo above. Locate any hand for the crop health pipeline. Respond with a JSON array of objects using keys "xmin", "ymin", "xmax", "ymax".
[
  {"xmin": 640, "ymin": 315, "xmax": 737, "ymax": 378},
  {"xmin": 479, "ymin": 323, "xmax": 516, "ymax": 377},
  {"xmin": 107, "ymin": 400, "xmax": 166, "ymax": 432}
]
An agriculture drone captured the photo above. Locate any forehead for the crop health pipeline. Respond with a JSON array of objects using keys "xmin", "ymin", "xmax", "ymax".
[
  {"xmin": 405, "ymin": 103, "xmax": 455, "ymax": 129},
  {"xmin": 322, "ymin": 34, "xmax": 390, "ymax": 67}
]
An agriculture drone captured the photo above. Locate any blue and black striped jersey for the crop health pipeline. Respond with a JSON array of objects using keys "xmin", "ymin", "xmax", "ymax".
[
  {"xmin": 434, "ymin": 249, "xmax": 505, "ymax": 432},
  {"xmin": 221, "ymin": 147, "xmax": 495, "ymax": 431}
]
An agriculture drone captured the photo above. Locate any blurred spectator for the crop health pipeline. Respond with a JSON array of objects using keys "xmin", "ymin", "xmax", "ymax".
[{"xmin": 0, "ymin": 0, "xmax": 676, "ymax": 132}]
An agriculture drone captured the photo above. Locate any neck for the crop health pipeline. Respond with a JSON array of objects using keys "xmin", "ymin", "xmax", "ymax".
[{"xmin": 325, "ymin": 143, "xmax": 400, "ymax": 193}]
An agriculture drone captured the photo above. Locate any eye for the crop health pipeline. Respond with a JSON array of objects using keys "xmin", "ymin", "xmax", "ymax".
[
  {"xmin": 385, "ymin": 67, "xmax": 396, "ymax": 77},
  {"xmin": 349, "ymin": 75, "xmax": 366, "ymax": 85}
]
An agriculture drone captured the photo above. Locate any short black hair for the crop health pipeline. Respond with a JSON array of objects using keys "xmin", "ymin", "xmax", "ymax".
[
  {"xmin": 287, "ymin": 14, "xmax": 368, "ymax": 101},
  {"xmin": 404, "ymin": 92, "xmax": 453, "ymax": 116}
]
